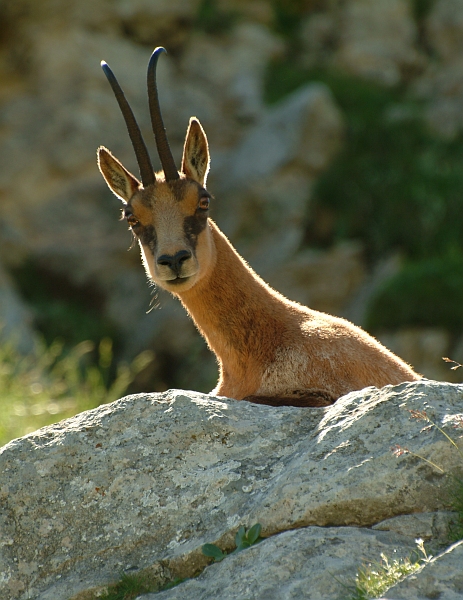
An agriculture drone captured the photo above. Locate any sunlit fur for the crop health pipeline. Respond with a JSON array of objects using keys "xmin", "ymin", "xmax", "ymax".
[{"xmin": 98, "ymin": 117, "xmax": 420, "ymax": 406}]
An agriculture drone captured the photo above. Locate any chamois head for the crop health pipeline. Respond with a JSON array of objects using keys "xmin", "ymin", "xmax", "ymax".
[{"xmin": 97, "ymin": 47, "xmax": 213, "ymax": 293}]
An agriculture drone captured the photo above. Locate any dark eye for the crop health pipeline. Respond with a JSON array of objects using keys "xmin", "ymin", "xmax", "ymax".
[
  {"xmin": 198, "ymin": 196, "xmax": 210, "ymax": 211},
  {"xmin": 126, "ymin": 214, "xmax": 139, "ymax": 228}
]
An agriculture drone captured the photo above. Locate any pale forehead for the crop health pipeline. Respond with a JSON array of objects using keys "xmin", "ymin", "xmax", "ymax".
[{"xmin": 129, "ymin": 179, "xmax": 203, "ymax": 225}]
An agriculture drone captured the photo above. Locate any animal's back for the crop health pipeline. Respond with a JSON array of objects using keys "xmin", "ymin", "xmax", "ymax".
[{"xmin": 255, "ymin": 302, "xmax": 420, "ymax": 402}]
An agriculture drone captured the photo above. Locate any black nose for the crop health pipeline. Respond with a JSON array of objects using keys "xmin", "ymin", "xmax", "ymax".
[{"xmin": 157, "ymin": 250, "xmax": 192, "ymax": 275}]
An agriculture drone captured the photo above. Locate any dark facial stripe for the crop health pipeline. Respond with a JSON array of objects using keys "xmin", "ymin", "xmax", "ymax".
[
  {"xmin": 140, "ymin": 224, "xmax": 157, "ymax": 253},
  {"xmin": 183, "ymin": 213, "xmax": 208, "ymax": 251}
]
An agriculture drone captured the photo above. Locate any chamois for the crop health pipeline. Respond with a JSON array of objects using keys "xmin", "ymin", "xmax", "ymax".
[{"xmin": 97, "ymin": 47, "xmax": 420, "ymax": 407}]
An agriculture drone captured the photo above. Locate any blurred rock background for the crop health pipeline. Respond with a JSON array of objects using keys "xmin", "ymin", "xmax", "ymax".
[{"xmin": 1, "ymin": 0, "xmax": 463, "ymax": 399}]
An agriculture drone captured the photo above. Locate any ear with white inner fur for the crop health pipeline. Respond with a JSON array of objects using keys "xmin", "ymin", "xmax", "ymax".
[
  {"xmin": 181, "ymin": 118, "xmax": 210, "ymax": 187},
  {"xmin": 97, "ymin": 146, "xmax": 142, "ymax": 203}
]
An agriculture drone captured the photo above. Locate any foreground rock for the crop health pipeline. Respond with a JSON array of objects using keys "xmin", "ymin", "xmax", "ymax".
[
  {"xmin": 1, "ymin": 380, "xmax": 462, "ymax": 599},
  {"xmin": 145, "ymin": 517, "xmax": 459, "ymax": 600},
  {"xmin": 147, "ymin": 526, "xmax": 420, "ymax": 600}
]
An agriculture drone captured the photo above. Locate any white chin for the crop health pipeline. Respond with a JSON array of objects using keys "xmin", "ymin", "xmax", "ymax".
[{"xmin": 159, "ymin": 276, "xmax": 196, "ymax": 292}]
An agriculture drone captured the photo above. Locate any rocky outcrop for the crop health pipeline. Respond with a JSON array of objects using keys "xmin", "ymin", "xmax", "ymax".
[
  {"xmin": 333, "ymin": 0, "xmax": 424, "ymax": 86},
  {"xmin": 299, "ymin": 0, "xmax": 424, "ymax": 83},
  {"xmin": 213, "ymin": 82, "xmax": 344, "ymax": 275},
  {"xmin": 1, "ymin": 380, "xmax": 462, "ymax": 599}
]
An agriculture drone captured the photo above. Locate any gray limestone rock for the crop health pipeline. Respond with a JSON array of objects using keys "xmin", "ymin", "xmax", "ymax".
[
  {"xmin": 220, "ymin": 83, "xmax": 344, "ymax": 192},
  {"xmin": 332, "ymin": 0, "xmax": 424, "ymax": 86},
  {"xmin": 372, "ymin": 511, "xmax": 457, "ymax": 547},
  {"xmin": 1, "ymin": 380, "xmax": 462, "ymax": 599}
]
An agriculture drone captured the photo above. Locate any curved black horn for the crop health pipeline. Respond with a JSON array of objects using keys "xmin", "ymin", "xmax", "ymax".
[
  {"xmin": 147, "ymin": 47, "xmax": 179, "ymax": 181},
  {"xmin": 101, "ymin": 60, "xmax": 155, "ymax": 187}
]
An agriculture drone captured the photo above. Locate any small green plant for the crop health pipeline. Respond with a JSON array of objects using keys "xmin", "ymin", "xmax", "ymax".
[
  {"xmin": 202, "ymin": 523, "xmax": 263, "ymax": 562},
  {"xmin": 235, "ymin": 523, "xmax": 263, "ymax": 550},
  {"xmin": 0, "ymin": 335, "xmax": 153, "ymax": 446},
  {"xmin": 94, "ymin": 572, "xmax": 190, "ymax": 600},
  {"xmin": 202, "ymin": 543, "xmax": 228, "ymax": 562},
  {"xmin": 350, "ymin": 539, "xmax": 429, "ymax": 600},
  {"xmin": 98, "ymin": 572, "xmax": 155, "ymax": 600}
]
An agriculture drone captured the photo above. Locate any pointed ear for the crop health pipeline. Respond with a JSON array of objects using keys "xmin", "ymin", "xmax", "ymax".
[
  {"xmin": 181, "ymin": 118, "xmax": 210, "ymax": 187},
  {"xmin": 97, "ymin": 146, "xmax": 141, "ymax": 203}
]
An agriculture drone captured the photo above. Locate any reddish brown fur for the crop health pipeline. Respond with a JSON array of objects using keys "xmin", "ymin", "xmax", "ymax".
[{"xmin": 98, "ymin": 117, "xmax": 420, "ymax": 407}]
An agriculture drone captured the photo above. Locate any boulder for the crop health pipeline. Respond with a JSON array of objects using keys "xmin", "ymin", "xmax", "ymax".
[
  {"xmin": 335, "ymin": 0, "xmax": 424, "ymax": 86},
  {"xmin": 213, "ymin": 82, "xmax": 344, "ymax": 283},
  {"xmin": 1, "ymin": 380, "xmax": 462, "ymax": 599},
  {"xmin": 181, "ymin": 23, "xmax": 284, "ymax": 128},
  {"xmin": 218, "ymin": 83, "xmax": 343, "ymax": 193},
  {"xmin": 425, "ymin": 0, "xmax": 463, "ymax": 62},
  {"xmin": 143, "ymin": 528, "xmax": 463, "ymax": 600},
  {"xmin": 268, "ymin": 241, "xmax": 366, "ymax": 316},
  {"xmin": 144, "ymin": 526, "xmax": 420, "ymax": 600},
  {"xmin": 112, "ymin": 0, "xmax": 202, "ymax": 49}
]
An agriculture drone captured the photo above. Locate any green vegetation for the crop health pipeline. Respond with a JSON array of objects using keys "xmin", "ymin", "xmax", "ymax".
[
  {"xmin": 0, "ymin": 335, "xmax": 152, "ymax": 447},
  {"xmin": 195, "ymin": 0, "xmax": 238, "ymax": 35},
  {"xmin": 97, "ymin": 573, "xmax": 155, "ymax": 600},
  {"xmin": 264, "ymin": 60, "xmax": 463, "ymax": 333},
  {"xmin": 0, "ymin": 259, "xmax": 157, "ymax": 447},
  {"xmin": 91, "ymin": 524, "xmax": 262, "ymax": 599},
  {"xmin": 12, "ymin": 260, "xmax": 118, "ymax": 348},
  {"xmin": 202, "ymin": 523, "xmax": 263, "ymax": 562},
  {"xmin": 412, "ymin": 0, "xmax": 437, "ymax": 22},
  {"xmin": 271, "ymin": 0, "xmax": 308, "ymax": 37},
  {"xmin": 349, "ymin": 542, "xmax": 428, "ymax": 600},
  {"xmin": 366, "ymin": 255, "xmax": 463, "ymax": 331},
  {"xmin": 95, "ymin": 572, "xmax": 189, "ymax": 600}
]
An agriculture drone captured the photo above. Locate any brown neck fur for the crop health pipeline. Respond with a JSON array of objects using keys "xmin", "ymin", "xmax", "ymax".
[
  {"xmin": 174, "ymin": 220, "xmax": 419, "ymax": 401},
  {"xmin": 176, "ymin": 221, "xmax": 292, "ymax": 396}
]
